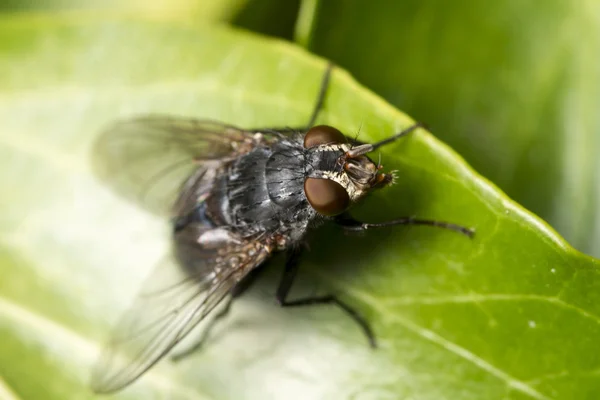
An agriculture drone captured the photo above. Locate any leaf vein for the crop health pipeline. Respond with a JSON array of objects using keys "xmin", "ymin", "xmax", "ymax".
[
  {"xmin": 338, "ymin": 287, "xmax": 552, "ymax": 399},
  {"xmin": 382, "ymin": 293, "xmax": 600, "ymax": 324}
]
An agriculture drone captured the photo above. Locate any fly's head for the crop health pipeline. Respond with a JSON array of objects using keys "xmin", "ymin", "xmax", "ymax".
[{"xmin": 303, "ymin": 125, "xmax": 396, "ymax": 217}]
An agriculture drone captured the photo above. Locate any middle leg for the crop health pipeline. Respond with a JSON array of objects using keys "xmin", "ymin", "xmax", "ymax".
[{"xmin": 275, "ymin": 247, "xmax": 377, "ymax": 347}]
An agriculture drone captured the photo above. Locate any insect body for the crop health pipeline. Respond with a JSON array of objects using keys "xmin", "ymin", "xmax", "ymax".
[{"xmin": 90, "ymin": 65, "xmax": 473, "ymax": 393}]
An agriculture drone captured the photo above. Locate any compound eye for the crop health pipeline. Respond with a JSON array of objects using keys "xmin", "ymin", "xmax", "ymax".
[
  {"xmin": 303, "ymin": 125, "xmax": 346, "ymax": 148},
  {"xmin": 304, "ymin": 177, "xmax": 350, "ymax": 216}
]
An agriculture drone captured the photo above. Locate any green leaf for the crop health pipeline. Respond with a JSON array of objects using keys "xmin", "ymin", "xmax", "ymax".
[
  {"xmin": 301, "ymin": 0, "xmax": 600, "ymax": 258},
  {"xmin": 1, "ymin": 13, "xmax": 599, "ymax": 400}
]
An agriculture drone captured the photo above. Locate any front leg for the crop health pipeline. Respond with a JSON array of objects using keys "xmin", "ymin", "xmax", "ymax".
[
  {"xmin": 335, "ymin": 213, "xmax": 475, "ymax": 238},
  {"xmin": 249, "ymin": 63, "xmax": 335, "ymax": 134}
]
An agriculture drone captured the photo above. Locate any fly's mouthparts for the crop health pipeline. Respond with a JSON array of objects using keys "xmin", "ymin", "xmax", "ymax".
[{"xmin": 375, "ymin": 172, "xmax": 393, "ymax": 186}]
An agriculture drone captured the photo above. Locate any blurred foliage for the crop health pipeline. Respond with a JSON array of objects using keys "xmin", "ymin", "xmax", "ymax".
[
  {"xmin": 302, "ymin": 0, "xmax": 600, "ymax": 258},
  {"xmin": 231, "ymin": 0, "xmax": 301, "ymax": 40},
  {"xmin": 0, "ymin": 0, "xmax": 248, "ymax": 21},
  {"xmin": 0, "ymin": 0, "xmax": 301, "ymax": 39}
]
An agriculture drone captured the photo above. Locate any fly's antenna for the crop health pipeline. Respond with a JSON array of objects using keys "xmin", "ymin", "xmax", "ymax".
[{"xmin": 345, "ymin": 122, "xmax": 424, "ymax": 158}]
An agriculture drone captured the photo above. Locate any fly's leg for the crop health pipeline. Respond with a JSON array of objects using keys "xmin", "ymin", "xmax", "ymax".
[
  {"xmin": 171, "ymin": 267, "xmax": 265, "ymax": 361},
  {"xmin": 249, "ymin": 63, "xmax": 334, "ymax": 134},
  {"xmin": 335, "ymin": 214, "xmax": 475, "ymax": 238},
  {"xmin": 305, "ymin": 62, "xmax": 334, "ymax": 129},
  {"xmin": 276, "ymin": 248, "xmax": 377, "ymax": 348}
]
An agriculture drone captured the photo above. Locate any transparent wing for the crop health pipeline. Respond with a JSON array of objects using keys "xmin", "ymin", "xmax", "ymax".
[
  {"xmin": 90, "ymin": 224, "xmax": 271, "ymax": 393},
  {"xmin": 92, "ymin": 115, "xmax": 254, "ymax": 216}
]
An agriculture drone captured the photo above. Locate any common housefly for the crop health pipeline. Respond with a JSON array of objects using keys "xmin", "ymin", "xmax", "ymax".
[{"xmin": 90, "ymin": 64, "xmax": 474, "ymax": 393}]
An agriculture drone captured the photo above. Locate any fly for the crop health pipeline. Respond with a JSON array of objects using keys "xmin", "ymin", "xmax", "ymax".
[{"xmin": 90, "ymin": 64, "xmax": 474, "ymax": 393}]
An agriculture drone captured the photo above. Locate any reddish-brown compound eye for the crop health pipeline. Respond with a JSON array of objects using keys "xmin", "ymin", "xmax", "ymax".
[
  {"xmin": 303, "ymin": 125, "xmax": 346, "ymax": 148},
  {"xmin": 304, "ymin": 177, "xmax": 350, "ymax": 216}
]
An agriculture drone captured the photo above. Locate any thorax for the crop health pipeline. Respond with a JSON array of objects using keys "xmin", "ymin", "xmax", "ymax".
[{"xmin": 207, "ymin": 138, "xmax": 317, "ymax": 240}]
